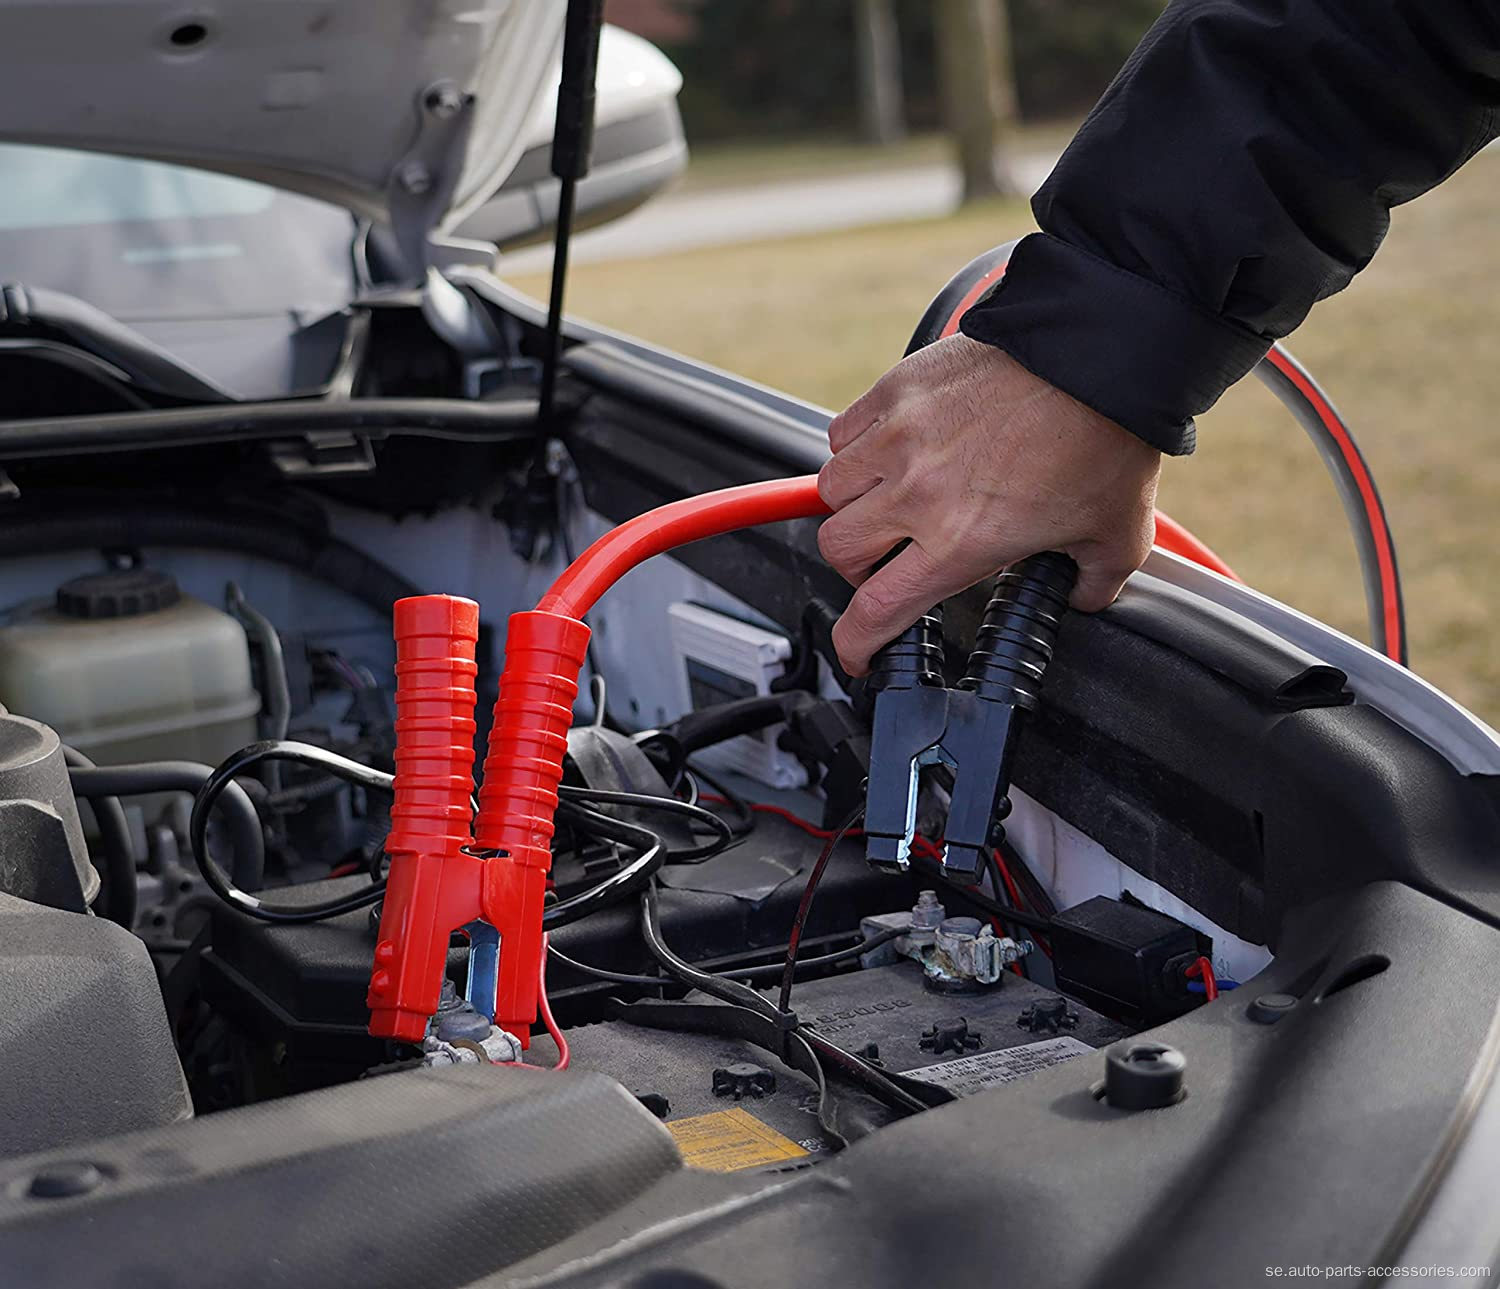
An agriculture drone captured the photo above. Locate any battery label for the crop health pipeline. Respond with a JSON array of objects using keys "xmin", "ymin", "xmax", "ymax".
[
  {"xmin": 902, "ymin": 1036, "xmax": 1094, "ymax": 1095},
  {"xmin": 666, "ymin": 1107, "xmax": 810, "ymax": 1172}
]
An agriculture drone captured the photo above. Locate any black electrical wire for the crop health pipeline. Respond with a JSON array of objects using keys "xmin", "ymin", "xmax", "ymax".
[
  {"xmin": 71, "ymin": 759, "xmax": 265, "ymax": 892},
  {"xmin": 187, "ymin": 742, "xmax": 680, "ymax": 927},
  {"xmin": 546, "ymin": 945, "xmax": 665, "ymax": 988},
  {"xmin": 61, "ymin": 747, "xmax": 138, "ymax": 929},
  {"xmin": 630, "ymin": 728, "xmax": 689, "ymax": 794},
  {"xmin": 683, "ymin": 762, "xmax": 756, "ymax": 838},
  {"xmin": 729, "ymin": 925, "xmax": 904, "ymax": 980},
  {"xmin": 636, "ymin": 886, "xmax": 938, "ymax": 1118},
  {"xmin": 189, "ymin": 740, "xmax": 390, "ymax": 924},
  {"xmin": 638, "ymin": 885, "xmax": 785, "ymax": 1024},
  {"xmin": 777, "ymin": 803, "xmax": 864, "ymax": 1014},
  {"xmin": 545, "ymin": 802, "xmax": 665, "ymax": 928},
  {"xmin": 909, "ymin": 851, "xmax": 1053, "ymax": 933},
  {"xmin": 549, "ymin": 924, "xmax": 907, "ymax": 989},
  {"xmin": 556, "ymin": 784, "xmax": 733, "ymax": 859}
]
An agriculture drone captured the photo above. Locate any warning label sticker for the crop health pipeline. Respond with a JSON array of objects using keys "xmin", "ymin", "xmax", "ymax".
[
  {"xmin": 902, "ymin": 1036, "xmax": 1094, "ymax": 1096},
  {"xmin": 666, "ymin": 1107, "xmax": 810, "ymax": 1173}
]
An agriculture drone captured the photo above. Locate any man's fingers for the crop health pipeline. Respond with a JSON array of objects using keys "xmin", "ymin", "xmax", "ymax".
[
  {"xmin": 816, "ymin": 488, "xmax": 907, "ymax": 585},
  {"xmin": 826, "ymin": 397, "xmax": 883, "ymax": 455},
  {"xmin": 817, "ymin": 444, "xmax": 883, "ymax": 510},
  {"xmin": 1068, "ymin": 516, "xmax": 1156, "ymax": 612},
  {"xmin": 1068, "ymin": 551, "xmax": 1140, "ymax": 613},
  {"xmin": 832, "ymin": 541, "xmax": 962, "ymax": 676}
]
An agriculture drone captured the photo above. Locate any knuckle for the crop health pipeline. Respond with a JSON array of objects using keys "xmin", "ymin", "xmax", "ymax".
[
  {"xmin": 850, "ymin": 579, "xmax": 904, "ymax": 630},
  {"xmin": 816, "ymin": 517, "xmax": 852, "ymax": 568},
  {"xmin": 816, "ymin": 458, "xmax": 843, "ymax": 508}
]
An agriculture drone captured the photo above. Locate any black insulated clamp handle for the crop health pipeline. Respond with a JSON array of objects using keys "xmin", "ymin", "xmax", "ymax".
[
  {"xmin": 863, "ymin": 605, "xmax": 948, "ymax": 872},
  {"xmin": 960, "ymin": 551, "xmax": 1076, "ymax": 709},
  {"xmin": 867, "ymin": 606, "xmax": 945, "ymax": 693},
  {"xmin": 862, "ymin": 552, "xmax": 1076, "ymax": 882}
]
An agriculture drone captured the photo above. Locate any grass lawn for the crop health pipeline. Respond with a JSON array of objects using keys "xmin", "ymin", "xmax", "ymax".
[
  {"xmin": 677, "ymin": 124, "xmax": 1081, "ymax": 193},
  {"xmin": 510, "ymin": 153, "xmax": 1500, "ymax": 723}
]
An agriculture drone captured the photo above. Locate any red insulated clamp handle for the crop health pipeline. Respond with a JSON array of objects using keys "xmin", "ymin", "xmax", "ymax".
[
  {"xmin": 366, "ymin": 595, "xmax": 483, "ymax": 1043},
  {"xmin": 473, "ymin": 609, "xmax": 592, "ymax": 1046},
  {"xmin": 378, "ymin": 478, "xmax": 827, "ymax": 1049}
]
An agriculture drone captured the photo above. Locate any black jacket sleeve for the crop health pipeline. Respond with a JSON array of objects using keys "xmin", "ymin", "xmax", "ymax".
[{"xmin": 959, "ymin": 0, "xmax": 1500, "ymax": 454}]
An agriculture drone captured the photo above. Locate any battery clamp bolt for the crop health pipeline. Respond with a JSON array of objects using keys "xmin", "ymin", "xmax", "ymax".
[
  {"xmin": 712, "ymin": 1063, "xmax": 776, "ymax": 1100},
  {"xmin": 919, "ymin": 1019, "xmax": 983, "ymax": 1056},
  {"xmin": 1018, "ymin": 997, "xmax": 1079, "ymax": 1035}
]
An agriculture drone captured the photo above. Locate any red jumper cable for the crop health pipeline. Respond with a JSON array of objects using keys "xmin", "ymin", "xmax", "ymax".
[
  {"xmin": 368, "ymin": 473, "xmax": 1236, "ymax": 1047},
  {"xmin": 369, "ymin": 476, "xmax": 830, "ymax": 1047}
]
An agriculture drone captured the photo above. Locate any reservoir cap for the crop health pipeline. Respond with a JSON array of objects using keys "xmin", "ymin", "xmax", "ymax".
[{"xmin": 57, "ymin": 568, "xmax": 181, "ymax": 619}]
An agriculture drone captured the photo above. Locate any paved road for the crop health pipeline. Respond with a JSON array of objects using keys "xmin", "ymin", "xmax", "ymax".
[{"xmin": 499, "ymin": 150, "xmax": 1061, "ymax": 274}]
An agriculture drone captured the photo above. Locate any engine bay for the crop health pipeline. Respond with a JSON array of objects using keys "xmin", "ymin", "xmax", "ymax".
[
  {"xmin": 0, "ymin": 380, "xmax": 1497, "ymax": 1287},
  {"xmin": 0, "ymin": 472, "xmax": 1273, "ymax": 1170}
]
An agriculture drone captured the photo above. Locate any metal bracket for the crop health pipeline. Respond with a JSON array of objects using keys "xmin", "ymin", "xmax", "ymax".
[
  {"xmin": 463, "ymin": 920, "xmax": 501, "ymax": 1022},
  {"xmin": 386, "ymin": 80, "xmax": 477, "ymax": 282},
  {"xmin": 268, "ymin": 432, "xmax": 376, "ymax": 478}
]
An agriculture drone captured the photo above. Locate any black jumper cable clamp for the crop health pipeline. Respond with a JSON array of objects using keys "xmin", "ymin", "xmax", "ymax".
[{"xmin": 862, "ymin": 551, "xmax": 1077, "ymax": 881}]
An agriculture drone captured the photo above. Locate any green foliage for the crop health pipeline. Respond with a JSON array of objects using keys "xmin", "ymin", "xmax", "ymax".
[
  {"xmin": 1009, "ymin": 0, "xmax": 1168, "ymax": 118},
  {"xmin": 651, "ymin": 0, "xmax": 1168, "ymax": 142}
]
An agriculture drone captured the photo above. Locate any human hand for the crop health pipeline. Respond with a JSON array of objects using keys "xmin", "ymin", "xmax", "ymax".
[{"xmin": 817, "ymin": 334, "xmax": 1162, "ymax": 675}]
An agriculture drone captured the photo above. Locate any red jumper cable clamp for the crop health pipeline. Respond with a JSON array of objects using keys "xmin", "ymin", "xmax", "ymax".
[
  {"xmin": 366, "ymin": 594, "xmax": 484, "ymax": 1043},
  {"xmin": 367, "ymin": 475, "xmax": 830, "ymax": 1048}
]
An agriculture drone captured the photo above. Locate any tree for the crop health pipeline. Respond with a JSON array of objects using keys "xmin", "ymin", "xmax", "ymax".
[
  {"xmin": 853, "ymin": 0, "xmax": 907, "ymax": 146},
  {"xmin": 934, "ymin": 0, "xmax": 1021, "ymax": 201}
]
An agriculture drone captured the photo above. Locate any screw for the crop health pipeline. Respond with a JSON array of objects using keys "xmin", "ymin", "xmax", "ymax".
[
  {"xmin": 912, "ymin": 890, "xmax": 946, "ymax": 929},
  {"xmin": 396, "ymin": 161, "xmax": 432, "ymax": 195},
  {"xmin": 424, "ymin": 81, "xmax": 466, "ymax": 118}
]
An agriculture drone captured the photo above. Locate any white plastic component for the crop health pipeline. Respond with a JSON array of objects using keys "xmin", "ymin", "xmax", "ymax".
[
  {"xmin": 1004, "ymin": 786, "xmax": 1276, "ymax": 987},
  {"xmin": 0, "ymin": 594, "xmax": 259, "ymax": 766},
  {"xmin": 666, "ymin": 602, "xmax": 806, "ymax": 790}
]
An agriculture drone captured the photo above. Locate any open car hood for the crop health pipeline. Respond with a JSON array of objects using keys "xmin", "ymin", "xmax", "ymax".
[{"xmin": 0, "ymin": 0, "xmax": 564, "ymax": 268}]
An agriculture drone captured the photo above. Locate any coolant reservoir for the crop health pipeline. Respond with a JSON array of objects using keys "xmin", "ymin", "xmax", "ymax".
[{"xmin": 0, "ymin": 568, "xmax": 260, "ymax": 765}]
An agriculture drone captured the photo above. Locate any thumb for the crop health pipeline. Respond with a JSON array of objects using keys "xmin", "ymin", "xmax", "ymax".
[{"xmin": 1068, "ymin": 551, "xmax": 1139, "ymax": 613}]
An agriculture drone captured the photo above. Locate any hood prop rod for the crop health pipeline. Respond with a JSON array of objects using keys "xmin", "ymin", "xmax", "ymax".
[{"xmin": 536, "ymin": 0, "xmax": 606, "ymax": 435}]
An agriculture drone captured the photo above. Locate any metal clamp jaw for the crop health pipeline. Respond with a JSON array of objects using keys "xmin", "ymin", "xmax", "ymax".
[{"xmin": 863, "ymin": 552, "xmax": 1077, "ymax": 881}]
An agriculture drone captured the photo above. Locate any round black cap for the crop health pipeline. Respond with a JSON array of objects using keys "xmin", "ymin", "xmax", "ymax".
[
  {"xmin": 57, "ymin": 568, "xmax": 181, "ymax": 620},
  {"xmin": 1247, "ymin": 992, "xmax": 1299, "ymax": 1024},
  {"xmin": 26, "ymin": 1161, "xmax": 105, "ymax": 1199},
  {"xmin": 1103, "ymin": 1041, "xmax": 1186, "ymax": 1111}
]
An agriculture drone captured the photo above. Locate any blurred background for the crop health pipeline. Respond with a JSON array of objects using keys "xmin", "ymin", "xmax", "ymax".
[{"xmin": 507, "ymin": 0, "xmax": 1500, "ymax": 723}]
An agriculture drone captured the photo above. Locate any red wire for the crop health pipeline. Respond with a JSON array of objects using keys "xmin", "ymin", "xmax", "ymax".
[
  {"xmin": 1265, "ymin": 344, "xmax": 1403, "ymax": 663},
  {"xmin": 990, "ymin": 847, "xmax": 1025, "ymax": 908},
  {"xmin": 704, "ymin": 794, "xmax": 1034, "ymax": 969},
  {"xmin": 537, "ymin": 934, "xmax": 570, "ymax": 1070},
  {"xmin": 1187, "ymin": 955, "xmax": 1219, "ymax": 1002},
  {"xmin": 537, "ymin": 476, "xmax": 829, "ymax": 618},
  {"xmin": 1152, "ymin": 511, "xmax": 1240, "ymax": 582}
]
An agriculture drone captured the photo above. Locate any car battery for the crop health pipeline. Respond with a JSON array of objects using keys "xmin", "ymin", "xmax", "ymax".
[{"xmin": 550, "ymin": 956, "xmax": 1128, "ymax": 1170}]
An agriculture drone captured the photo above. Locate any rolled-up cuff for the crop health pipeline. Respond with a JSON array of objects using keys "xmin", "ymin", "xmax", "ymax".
[{"xmin": 958, "ymin": 232, "xmax": 1272, "ymax": 455}]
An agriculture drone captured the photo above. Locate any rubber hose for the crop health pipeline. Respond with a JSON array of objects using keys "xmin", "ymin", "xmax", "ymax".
[
  {"xmin": 60, "ymin": 747, "xmax": 138, "ymax": 930},
  {"xmin": 67, "ymin": 761, "xmax": 265, "ymax": 892},
  {"xmin": 226, "ymin": 583, "xmax": 290, "ymax": 740},
  {"xmin": 665, "ymin": 692, "xmax": 811, "ymax": 755}
]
